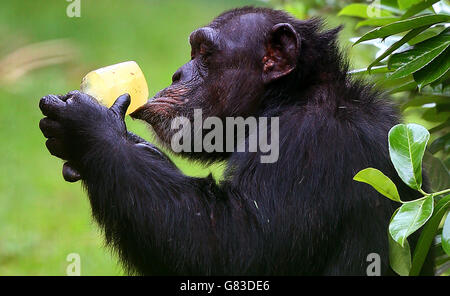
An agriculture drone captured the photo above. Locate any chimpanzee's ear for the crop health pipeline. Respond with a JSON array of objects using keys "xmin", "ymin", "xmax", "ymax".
[{"xmin": 262, "ymin": 23, "xmax": 300, "ymax": 84}]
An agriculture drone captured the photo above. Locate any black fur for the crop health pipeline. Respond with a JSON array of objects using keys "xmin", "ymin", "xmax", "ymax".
[{"xmin": 39, "ymin": 7, "xmax": 429, "ymax": 275}]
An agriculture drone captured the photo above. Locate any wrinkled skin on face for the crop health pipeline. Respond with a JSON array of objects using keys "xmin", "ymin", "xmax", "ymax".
[{"xmin": 130, "ymin": 13, "xmax": 273, "ymax": 149}]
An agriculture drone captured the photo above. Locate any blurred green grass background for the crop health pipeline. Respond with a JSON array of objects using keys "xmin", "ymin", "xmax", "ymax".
[{"xmin": 0, "ymin": 0, "xmax": 380, "ymax": 275}]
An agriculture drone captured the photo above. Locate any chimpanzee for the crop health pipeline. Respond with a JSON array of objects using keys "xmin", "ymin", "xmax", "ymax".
[{"xmin": 38, "ymin": 7, "xmax": 427, "ymax": 275}]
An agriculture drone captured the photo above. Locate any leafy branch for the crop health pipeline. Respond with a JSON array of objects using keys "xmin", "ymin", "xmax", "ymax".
[
  {"xmin": 340, "ymin": 0, "xmax": 450, "ymax": 97},
  {"xmin": 354, "ymin": 123, "xmax": 450, "ymax": 275}
]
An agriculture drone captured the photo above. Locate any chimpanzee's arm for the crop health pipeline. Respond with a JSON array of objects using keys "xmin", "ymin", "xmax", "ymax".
[
  {"xmin": 38, "ymin": 91, "xmax": 263, "ymax": 275},
  {"xmin": 82, "ymin": 137, "xmax": 227, "ymax": 275}
]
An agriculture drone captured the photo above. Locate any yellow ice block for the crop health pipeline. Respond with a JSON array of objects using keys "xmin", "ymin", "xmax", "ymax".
[{"xmin": 80, "ymin": 61, "xmax": 149, "ymax": 115}]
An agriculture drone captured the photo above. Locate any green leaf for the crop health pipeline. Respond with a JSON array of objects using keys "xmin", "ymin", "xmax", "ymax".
[
  {"xmin": 381, "ymin": 75, "xmax": 417, "ymax": 92},
  {"xmin": 339, "ymin": 4, "xmax": 369, "ymax": 18},
  {"xmin": 389, "ymin": 235, "xmax": 412, "ymax": 276},
  {"xmin": 368, "ymin": 26, "xmax": 428, "ymax": 71},
  {"xmin": 410, "ymin": 194, "xmax": 450, "ymax": 275},
  {"xmin": 389, "ymin": 195, "xmax": 434, "ymax": 247},
  {"xmin": 423, "ymin": 152, "xmax": 450, "ymax": 192},
  {"xmin": 388, "ymin": 123, "xmax": 430, "ymax": 190},
  {"xmin": 442, "ymin": 74, "xmax": 450, "ymax": 86},
  {"xmin": 388, "ymin": 28, "xmax": 450, "ymax": 70},
  {"xmin": 420, "ymin": 83, "xmax": 450, "ymax": 96},
  {"xmin": 389, "ymin": 230, "xmax": 412, "ymax": 275},
  {"xmin": 356, "ymin": 17, "xmax": 400, "ymax": 29},
  {"xmin": 389, "ymin": 208, "xmax": 412, "ymax": 275},
  {"xmin": 390, "ymin": 80, "xmax": 418, "ymax": 93},
  {"xmin": 339, "ymin": 3, "xmax": 394, "ymax": 19},
  {"xmin": 431, "ymin": 67, "xmax": 450, "ymax": 87},
  {"xmin": 422, "ymin": 106, "xmax": 450, "ymax": 123},
  {"xmin": 381, "ymin": 75, "xmax": 413, "ymax": 87},
  {"xmin": 408, "ymin": 26, "xmax": 447, "ymax": 45},
  {"xmin": 443, "ymin": 214, "xmax": 450, "ymax": 256},
  {"xmin": 434, "ymin": 244, "xmax": 449, "ymax": 262},
  {"xmin": 354, "ymin": 14, "xmax": 450, "ymax": 45},
  {"xmin": 354, "ymin": 168, "xmax": 402, "ymax": 202},
  {"xmin": 435, "ymin": 253, "xmax": 450, "ymax": 275},
  {"xmin": 398, "ymin": 0, "xmax": 422, "ymax": 10},
  {"xmin": 401, "ymin": 96, "xmax": 449, "ymax": 110},
  {"xmin": 436, "ymin": 103, "xmax": 450, "ymax": 113},
  {"xmin": 388, "ymin": 228, "xmax": 412, "ymax": 276},
  {"xmin": 414, "ymin": 48, "xmax": 450, "ymax": 89},
  {"xmin": 383, "ymin": 0, "xmax": 401, "ymax": 9},
  {"xmin": 429, "ymin": 119, "xmax": 450, "ymax": 133},
  {"xmin": 402, "ymin": 0, "xmax": 441, "ymax": 19},
  {"xmin": 388, "ymin": 41, "xmax": 450, "ymax": 79},
  {"xmin": 429, "ymin": 133, "xmax": 450, "ymax": 154}
]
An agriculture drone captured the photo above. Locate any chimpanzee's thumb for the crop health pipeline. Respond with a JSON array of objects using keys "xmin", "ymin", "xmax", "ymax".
[{"xmin": 110, "ymin": 93, "xmax": 131, "ymax": 119}]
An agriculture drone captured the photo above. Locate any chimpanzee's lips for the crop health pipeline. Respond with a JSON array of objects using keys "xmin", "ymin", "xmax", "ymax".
[
  {"xmin": 149, "ymin": 97, "xmax": 182, "ymax": 106},
  {"xmin": 129, "ymin": 96, "xmax": 182, "ymax": 119}
]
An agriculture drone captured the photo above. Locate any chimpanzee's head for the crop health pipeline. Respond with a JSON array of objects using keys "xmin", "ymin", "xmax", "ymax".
[{"xmin": 131, "ymin": 7, "xmax": 343, "ymax": 152}]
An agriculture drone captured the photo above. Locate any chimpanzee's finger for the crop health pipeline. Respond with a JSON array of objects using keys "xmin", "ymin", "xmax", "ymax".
[
  {"xmin": 39, "ymin": 117, "xmax": 64, "ymax": 138},
  {"xmin": 62, "ymin": 162, "xmax": 81, "ymax": 182},
  {"xmin": 39, "ymin": 94, "xmax": 66, "ymax": 119},
  {"xmin": 110, "ymin": 93, "xmax": 131, "ymax": 119},
  {"xmin": 61, "ymin": 90, "xmax": 82, "ymax": 102},
  {"xmin": 45, "ymin": 138, "xmax": 67, "ymax": 159}
]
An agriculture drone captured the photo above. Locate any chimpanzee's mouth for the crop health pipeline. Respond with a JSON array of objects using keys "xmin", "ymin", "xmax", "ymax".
[
  {"xmin": 149, "ymin": 97, "xmax": 183, "ymax": 107},
  {"xmin": 129, "ymin": 96, "xmax": 183, "ymax": 119}
]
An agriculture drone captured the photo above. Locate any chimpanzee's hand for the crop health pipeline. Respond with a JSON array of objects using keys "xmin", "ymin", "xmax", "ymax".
[{"xmin": 39, "ymin": 90, "xmax": 131, "ymax": 182}]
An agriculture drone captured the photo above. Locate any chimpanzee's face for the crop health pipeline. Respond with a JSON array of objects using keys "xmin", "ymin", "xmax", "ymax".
[
  {"xmin": 130, "ymin": 14, "xmax": 269, "ymax": 125},
  {"xmin": 131, "ymin": 12, "xmax": 299, "ymax": 148}
]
